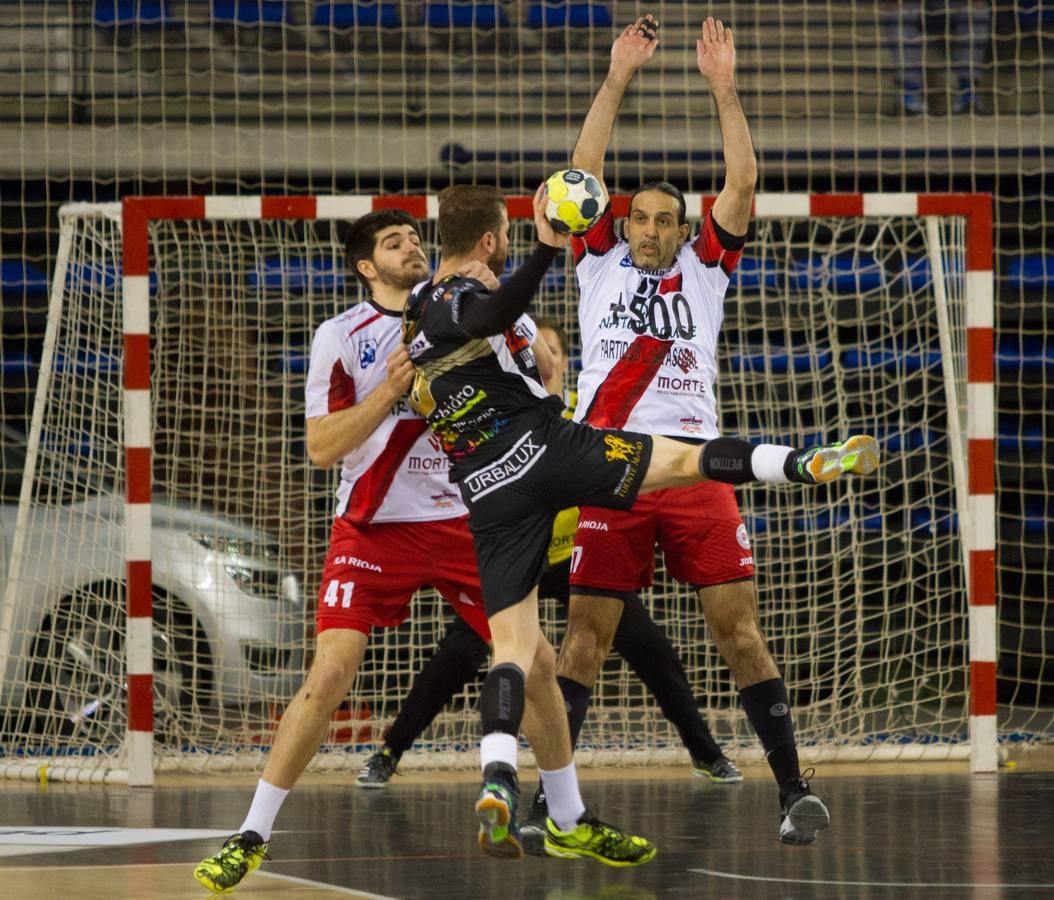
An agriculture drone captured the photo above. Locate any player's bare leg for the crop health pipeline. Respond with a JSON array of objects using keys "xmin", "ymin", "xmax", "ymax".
[
  {"xmin": 699, "ymin": 580, "xmax": 829, "ymax": 843},
  {"xmin": 640, "ymin": 434, "xmax": 881, "ymax": 494},
  {"xmin": 195, "ymin": 629, "xmax": 368, "ymax": 893}
]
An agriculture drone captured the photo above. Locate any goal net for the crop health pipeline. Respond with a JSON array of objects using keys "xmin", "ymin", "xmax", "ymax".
[{"xmin": 0, "ymin": 193, "xmax": 993, "ymax": 784}]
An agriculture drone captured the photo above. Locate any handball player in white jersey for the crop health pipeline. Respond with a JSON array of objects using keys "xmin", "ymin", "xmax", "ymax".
[{"xmin": 557, "ymin": 15, "xmax": 861, "ymax": 844}]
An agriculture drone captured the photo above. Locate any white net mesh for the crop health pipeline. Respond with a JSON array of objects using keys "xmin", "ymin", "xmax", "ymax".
[
  {"xmin": 1, "ymin": 1, "xmax": 1050, "ymax": 776},
  {"xmin": 0, "ymin": 201, "xmax": 988, "ymax": 776}
]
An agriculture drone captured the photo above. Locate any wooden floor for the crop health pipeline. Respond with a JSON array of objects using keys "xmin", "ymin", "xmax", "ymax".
[{"xmin": 1, "ymin": 758, "xmax": 1053, "ymax": 899}]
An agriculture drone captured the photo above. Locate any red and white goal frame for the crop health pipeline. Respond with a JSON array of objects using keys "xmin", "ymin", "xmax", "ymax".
[{"xmin": 116, "ymin": 192, "xmax": 993, "ymax": 786}]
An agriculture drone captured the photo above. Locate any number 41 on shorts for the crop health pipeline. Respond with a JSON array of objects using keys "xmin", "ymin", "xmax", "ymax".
[{"xmin": 323, "ymin": 580, "xmax": 355, "ymax": 607}]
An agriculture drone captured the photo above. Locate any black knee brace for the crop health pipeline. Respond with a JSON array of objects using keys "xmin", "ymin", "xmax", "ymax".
[{"xmin": 480, "ymin": 663, "xmax": 525, "ymax": 736}]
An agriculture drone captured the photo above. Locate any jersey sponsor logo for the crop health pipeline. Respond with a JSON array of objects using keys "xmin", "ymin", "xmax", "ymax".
[
  {"xmin": 577, "ymin": 519, "xmax": 609, "ymax": 531},
  {"xmin": 407, "ymin": 454, "xmax": 450, "ymax": 472},
  {"xmin": 358, "ymin": 338, "xmax": 377, "ymax": 369},
  {"xmin": 603, "ymin": 434, "xmax": 641, "ymax": 464},
  {"xmin": 739, "ymin": 556, "xmax": 754, "ymax": 567},
  {"xmin": 736, "ymin": 523, "xmax": 752, "ymax": 550},
  {"xmin": 619, "ymin": 254, "xmax": 633, "ymax": 267},
  {"xmin": 434, "ymin": 385, "xmax": 487, "ymax": 423},
  {"xmin": 680, "ymin": 416, "xmax": 704, "ymax": 434},
  {"xmin": 463, "ymin": 431, "xmax": 546, "ymax": 500},
  {"xmin": 670, "ymin": 346, "xmax": 698, "ymax": 373},
  {"xmin": 655, "ymin": 374, "xmax": 708, "ymax": 395},
  {"xmin": 407, "ymin": 331, "xmax": 433, "ymax": 358},
  {"xmin": 331, "ymin": 554, "xmax": 383, "ymax": 573},
  {"xmin": 431, "ymin": 489, "xmax": 460, "ymax": 508}
]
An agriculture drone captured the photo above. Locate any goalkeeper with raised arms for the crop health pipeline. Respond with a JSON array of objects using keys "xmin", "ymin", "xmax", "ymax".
[{"xmin": 550, "ymin": 13, "xmax": 841, "ymax": 845}]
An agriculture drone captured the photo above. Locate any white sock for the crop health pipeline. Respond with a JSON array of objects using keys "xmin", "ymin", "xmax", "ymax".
[
  {"xmin": 751, "ymin": 444, "xmax": 793, "ymax": 484},
  {"xmin": 238, "ymin": 779, "xmax": 290, "ymax": 842},
  {"xmin": 480, "ymin": 732, "xmax": 518, "ymax": 771},
  {"xmin": 539, "ymin": 761, "xmax": 586, "ymax": 832}
]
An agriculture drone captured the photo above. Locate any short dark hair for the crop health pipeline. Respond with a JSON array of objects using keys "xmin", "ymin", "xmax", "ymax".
[
  {"xmin": 533, "ymin": 316, "xmax": 569, "ymax": 356},
  {"xmin": 344, "ymin": 208, "xmax": 421, "ymax": 292},
  {"xmin": 436, "ymin": 184, "xmax": 506, "ymax": 257},
  {"xmin": 629, "ymin": 181, "xmax": 688, "ymax": 226}
]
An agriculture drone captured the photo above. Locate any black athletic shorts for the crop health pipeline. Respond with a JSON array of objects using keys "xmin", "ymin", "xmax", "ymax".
[{"xmin": 455, "ymin": 414, "xmax": 653, "ymax": 617}]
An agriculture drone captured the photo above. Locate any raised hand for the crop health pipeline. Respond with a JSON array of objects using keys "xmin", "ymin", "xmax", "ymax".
[
  {"xmin": 534, "ymin": 182, "xmax": 570, "ymax": 250},
  {"xmin": 697, "ymin": 16, "xmax": 736, "ymax": 86},
  {"xmin": 610, "ymin": 14, "xmax": 659, "ymax": 76}
]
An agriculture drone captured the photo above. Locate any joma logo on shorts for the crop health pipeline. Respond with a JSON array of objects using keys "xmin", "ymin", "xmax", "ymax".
[{"xmin": 604, "ymin": 435, "xmax": 641, "ymax": 464}]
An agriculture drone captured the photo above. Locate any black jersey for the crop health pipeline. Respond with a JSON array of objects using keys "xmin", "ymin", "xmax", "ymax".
[{"xmin": 402, "ymin": 272, "xmax": 564, "ymax": 471}]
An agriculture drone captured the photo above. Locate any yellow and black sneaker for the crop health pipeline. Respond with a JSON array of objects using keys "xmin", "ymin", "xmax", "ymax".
[
  {"xmin": 475, "ymin": 762, "xmax": 523, "ymax": 859},
  {"xmin": 789, "ymin": 435, "xmax": 880, "ymax": 484},
  {"xmin": 194, "ymin": 830, "xmax": 270, "ymax": 894},
  {"xmin": 544, "ymin": 811, "xmax": 656, "ymax": 867}
]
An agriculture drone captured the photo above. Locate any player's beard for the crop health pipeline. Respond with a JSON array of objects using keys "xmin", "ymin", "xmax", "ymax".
[
  {"xmin": 631, "ymin": 238, "xmax": 676, "ymax": 270},
  {"xmin": 486, "ymin": 244, "xmax": 508, "ymax": 278},
  {"xmin": 376, "ymin": 257, "xmax": 428, "ymax": 290}
]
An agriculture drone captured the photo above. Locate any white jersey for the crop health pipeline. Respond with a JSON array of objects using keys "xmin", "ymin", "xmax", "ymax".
[
  {"xmin": 571, "ymin": 207, "xmax": 744, "ymax": 439},
  {"xmin": 305, "ymin": 300, "xmax": 465, "ymax": 523}
]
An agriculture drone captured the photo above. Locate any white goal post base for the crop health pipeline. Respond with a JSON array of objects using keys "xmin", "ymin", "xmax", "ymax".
[{"xmin": 0, "ymin": 193, "xmax": 993, "ymax": 786}]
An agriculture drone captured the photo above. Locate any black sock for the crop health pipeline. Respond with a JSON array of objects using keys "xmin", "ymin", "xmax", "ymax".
[
  {"xmin": 699, "ymin": 437, "xmax": 756, "ymax": 484},
  {"xmin": 481, "ymin": 663, "xmax": 526, "ymax": 736},
  {"xmin": 385, "ymin": 618, "xmax": 489, "ymax": 755},
  {"xmin": 557, "ymin": 675, "xmax": 592, "ymax": 751},
  {"xmin": 612, "ymin": 593, "xmax": 723, "ymax": 763},
  {"xmin": 740, "ymin": 678, "xmax": 801, "ymax": 787}
]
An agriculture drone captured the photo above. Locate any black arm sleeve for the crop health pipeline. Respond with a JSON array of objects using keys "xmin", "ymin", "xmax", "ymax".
[{"xmin": 458, "ymin": 243, "xmax": 561, "ymax": 338}]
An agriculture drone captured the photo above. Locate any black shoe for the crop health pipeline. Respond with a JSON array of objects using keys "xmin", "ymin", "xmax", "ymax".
[
  {"xmin": 356, "ymin": 747, "xmax": 399, "ymax": 788},
  {"xmin": 778, "ymin": 768, "xmax": 830, "ymax": 844},
  {"xmin": 691, "ymin": 755, "xmax": 743, "ymax": 783},
  {"xmin": 475, "ymin": 762, "xmax": 522, "ymax": 859},
  {"xmin": 518, "ymin": 784, "xmax": 548, "ymax": 856}
]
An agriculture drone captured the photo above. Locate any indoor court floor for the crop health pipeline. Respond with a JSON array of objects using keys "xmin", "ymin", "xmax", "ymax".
[{"xmin": 1, "ymin": 761, "xmax": 1052, "ymax": 899}]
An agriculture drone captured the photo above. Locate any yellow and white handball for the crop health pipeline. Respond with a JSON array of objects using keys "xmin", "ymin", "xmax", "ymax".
[{"xmin": 544, "ymin": 169, "xmax": 608, "ymax": 235}]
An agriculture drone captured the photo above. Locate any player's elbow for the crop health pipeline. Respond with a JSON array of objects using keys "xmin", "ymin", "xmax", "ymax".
[
  {"xmin": 727, "ymin": 157, "xmax": 758, "ymax": 193},
  {"xmin": 307, "ymin": 442, "xmax": 337, "ymax": 470}
]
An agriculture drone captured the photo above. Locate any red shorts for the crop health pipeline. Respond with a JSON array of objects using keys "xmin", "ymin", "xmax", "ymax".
[
  {"xmin": 569, "ymin": 481, "xmax": 755, "ymax": 592},
  {"xmin": 316, "ymin": 515, "xmax": 490, "ymax": 640}
]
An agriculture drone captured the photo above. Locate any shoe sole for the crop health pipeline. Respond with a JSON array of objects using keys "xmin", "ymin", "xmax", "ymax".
[
  {"xmin": 780, "ymin": 795, "xmax": 831, "ymax": 845},
  {"xmin": 691, "ymin": 768, "xmax": 744, "ymax": 784},
  {"xmin": 355, "ymin": 779, "xmax": 390, "ymax": 789},
  {"xmin": 194, "ymin": 865, "xmax": 251, "ymax": 895},
  {"xmin": 807, "ymin": 436, "xmax": 880, "ymax": 484},
  {"xmin": 544, "ymin": 837, "xmax": 657, "ymax": 868},
  {"xmin": 476, "ymin": 795, "xmax": 523, "ymax": 859},
  {"xmin": 519, "ymin": 824, "xmax": 547, "ymax": 857}
]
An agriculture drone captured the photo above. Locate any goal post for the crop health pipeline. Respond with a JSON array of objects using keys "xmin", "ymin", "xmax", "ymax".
[{"xmin": 0, "ymin": 192, "xmax": 994, "ymax": 785}]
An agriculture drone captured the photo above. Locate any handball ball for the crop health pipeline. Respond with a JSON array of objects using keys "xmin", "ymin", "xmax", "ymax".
[{"xmin": 544, "ymin": 169, "xmax": 608, "ymax": 235}]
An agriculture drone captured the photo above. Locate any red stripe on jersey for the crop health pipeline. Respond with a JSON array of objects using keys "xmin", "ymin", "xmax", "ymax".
[
  {"xmin": 572, "ymin": 205, "xmax": 619, "ymax": 265},
  {"xmin": 349, "ymin": 312, "xmax": 383, "ymax": 336},
  {"xmin": 328, "ymin": 359, "xmax": 357, "ymax": 413},
  {"xmin": 658, "ymin": 272, "xmax": 682, "ymax": 294},
  {"xmin": 343, "ymin": 419, "xmax": 428, "ymax": 523},
  {"xmin": 692, "ymin": 212, "xmax": 743, "ymax": 277},
  {"xmin": 583, "ymin": 335, "xmax": 672, "ymax": 429}
]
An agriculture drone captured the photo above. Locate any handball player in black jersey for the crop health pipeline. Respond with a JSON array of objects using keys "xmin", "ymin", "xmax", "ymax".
[{"xmin": 402, "ymin": 184, "xmax": 879, "ymax": 864}]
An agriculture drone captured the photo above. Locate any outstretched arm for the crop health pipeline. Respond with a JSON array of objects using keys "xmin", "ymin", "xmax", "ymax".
[
  {"xmin": 697, "ymin": 17, "xmax": 757, "ymax": 236},
  {"xmin": 571, "ymin": 15, "xmax": 659, "ymax": 186}
]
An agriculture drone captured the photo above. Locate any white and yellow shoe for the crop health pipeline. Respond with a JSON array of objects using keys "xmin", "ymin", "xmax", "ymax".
[{"xmin": 791, "ymin": 435, "xmax": 880, "ymax": 484}]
